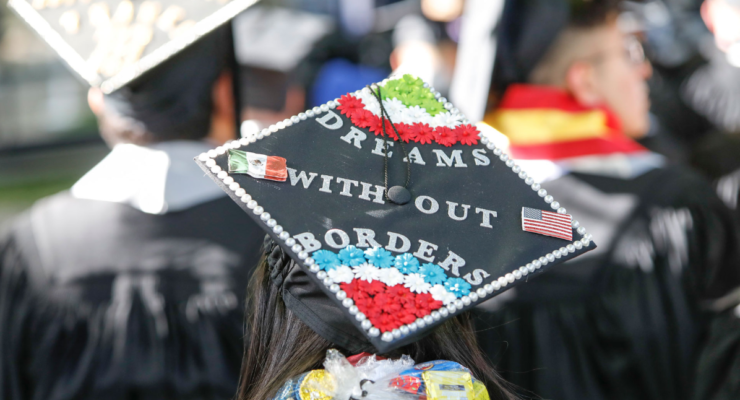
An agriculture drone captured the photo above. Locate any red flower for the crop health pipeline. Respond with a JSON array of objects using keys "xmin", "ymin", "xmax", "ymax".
[
  {"xmin": 401, "ymin": 300, "xmax": 418, "ymax": 315},
  {"xmin": 386, "ymin": 285, "xmax": 410, "ymax": 298},
  {"xmin": 435, "ymin": 127, "xmax": 457, "ymax": 147},
  {"xmin": 373, "ymin": 293, "xmax": 390, "ymax": 307},
  {"xmin": 398, "ymin": 311, "xmax": 417, "ymax": 324},
  {"xmin": 366, "ymin": 116, "xmax": 382, "ymax": 135},
  {"xmin": 414, "ymin": 293, "xmax": 443, "ymax": 317},
  {"xmin": 341, "ymin": 281, "xmax": 361, "ymax": 298},
  {"xmin": 385, "ymin": 299, "xmax": 403, "ymax": 313},
  {"xmin": 367, "ymin": 280, "xmax": 387, "ymax": 295},
  {"xmin": 377, "ymin": 313, "xmax": 401, "ymax": 332},
  {"xmin": 456, "ymin": 124, "xmax": 480, "ymax": 146},
  {"xmin": 352, "ymin": 109, "xmax": 375, "ymax": 129},
  {"xmin": 384, "ymin": 120, "xmax": 400, "ymax": 140},
  {"xmin": 363, "ymin": 303, "xmax": 383, "ymax": 318},
  {"xmin": 369, "ymin": 118, "xmax": 396, "ymax": 139},
  {"xmin": 410, "ymin": 123, "xmax": 435, "ymax": 145},
  {"xmin": 337, "ymin": 94, "xmax": 364, "ymax": 117},
  {"xmin": 354, "ymin": 296, "xmax": 371, "ymax": 309},
  {"xmin": 395, "ymin": 123, "xmax": 414, "ymax": 143}
]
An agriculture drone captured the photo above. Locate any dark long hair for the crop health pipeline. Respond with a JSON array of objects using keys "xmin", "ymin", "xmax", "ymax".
[{"xmin": 237, "ymin": 255, "xmax": 519, "ymax": 400}]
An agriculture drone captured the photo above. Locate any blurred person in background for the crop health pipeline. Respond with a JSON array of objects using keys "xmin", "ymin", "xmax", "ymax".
[
  {"xmin": 688, "ymin": 0, "xmax": 740, "ymax": 222},
  {"xmin": 685, "ymin": 1, "xmax": 740, "ymax": 398},
  {"xmin": 0, "ymin": 18, "xmax": 263, "ymax": 400},
  {"xmin": 473, "ymin": 0, "xmax": 740, "ymax": 399}
]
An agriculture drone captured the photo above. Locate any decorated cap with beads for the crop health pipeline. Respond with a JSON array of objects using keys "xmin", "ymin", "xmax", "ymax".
[
  {"xmin": 7, "ymin": 0, "xmax": 259, "ymax": 93},
  {"xmin": 195, "ymin": 74, "xmax": 596, "ymax": 353}
]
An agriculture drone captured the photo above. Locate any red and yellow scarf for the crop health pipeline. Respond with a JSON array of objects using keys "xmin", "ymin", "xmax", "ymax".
[{"xmin": 485, "ymin": 84, "xmax": 646, "ymax": 160}]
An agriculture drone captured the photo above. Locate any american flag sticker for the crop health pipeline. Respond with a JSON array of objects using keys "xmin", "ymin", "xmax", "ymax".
[{"xmin": 521, "ymin": 207, "xmax": 573, "ymax": 241}]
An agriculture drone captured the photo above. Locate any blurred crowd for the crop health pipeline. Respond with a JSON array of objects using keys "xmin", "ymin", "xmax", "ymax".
[{"xmin": 2, "ymin": 0, "xmax": 740, "ymax": 399}]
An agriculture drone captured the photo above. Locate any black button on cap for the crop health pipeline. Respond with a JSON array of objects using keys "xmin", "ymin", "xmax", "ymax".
[{"xmin": 388, "ymin": 186, "xmax": 411, "ymax": 205}]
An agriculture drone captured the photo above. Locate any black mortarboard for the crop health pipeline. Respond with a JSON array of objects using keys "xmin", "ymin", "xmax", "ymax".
[
  {"xmin": 196, "ymin": 74, "xmax": 596, "ymax": 353},
  {"xmin": 7, "ymin": 0, "xmax": 259, "ymax": 94},
  {"xmin": 493, "ymin": 0, "xmax": 625, "ymax": 93},
  {"xmin": 493, "ymin": 0, "xmax": 570, "ymax": 92}
]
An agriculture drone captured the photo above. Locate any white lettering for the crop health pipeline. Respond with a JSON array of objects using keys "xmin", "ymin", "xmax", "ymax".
[
  {"xmin": 475, "ymin": 207, "xmax": 498, "ymax": 228},
  {"xmin": 403, "ymin": 147, "xmax": 426, "ymax": 165},
  {"xmin": 371, "ymin": 138, "xmax": 393, "ymax": 157},
  {"xmin": 386, "ymin": 232, "xmax": 411, "ymax": 253},
  {"xmin": 472, "ymin": 149, "xmax": 490, "ymax": 166},
  {"xmin": 439, "ymin": 251, "xmax": 466, "ymax": 277},
  {"xmin": 287, "ymin": 168, "xmax": 318, "ymax": 189},
  {"xmin": 354, "ymin": 228, "xmax": 383, "ymax": 248},
  {"xmin": 413, "ymin": 240, "xmax": 438, "ymax": 262},
  {"xmin": 325, "ymin": 229, "xmax": 350, "ymax": 249},
  {"xmin": 315, "ymin": 110, "xmax": 344, "ymax": 130},
  {"xmin": 463, "ymin": 269, "xmax": 491, "ymax": 286},
  {"xmin": 415, "ymin": 195, "xmax": 439, "ymax": 214},
  {"xmin": 335, "ymin": 178, "xmax": 359, "ymax": 197},
  {"xmin": 319, "ymin": 175, "xmax": 333, "ymax": 193},
  {"xmin": 359, "ymin": 182, "xmax": 385, "ymax": 204},
  {"xmin": 432, "ymin": 149, "xmax": 468, "ymax": 167},
  {"xmin": 294, "ymin": 232, "xmax": 322, "ymax": 253},
  {"xmin": 446, "ymin": 201, "xmax": 471, "ymax": 221},
  {"xmin": 340, "ymin": 126, "xmax": 367, "ymax": 149}
]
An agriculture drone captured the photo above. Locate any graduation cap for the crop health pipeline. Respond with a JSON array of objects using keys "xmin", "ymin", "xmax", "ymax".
[
  {"xmin": 7, "ymin": 0, "xmax": 259, "ymax": 93},
  {"xmin": 492, "ymin": 0, "xmax": 570, "ymax": 93},
  {"xmin": 195, "ymin": 74, "xmax": 596, "ymax": 353}
]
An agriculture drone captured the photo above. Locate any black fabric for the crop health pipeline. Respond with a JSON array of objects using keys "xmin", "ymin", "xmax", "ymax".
[
  {"xmin": 473, "ymin": 167, "xmax": 740, "ymax": 400},
  {"xmin": 104, "ymin": 26, "xmax": 231, "ymax": 142},
  {"xmin": 690, "ymin": 133, "xmax": 740, "ymax": 181},
  {"xmin": 692, "ymin": 308, "xmax": 740, "ymax": 400},
  {"xmin": 493, "ymin": 0, "xmax": 570, "ymax": 93},
  {"xmin": 0, "ymin": 193, "xmax": 264, "ymax": 400},
  {"xmin": 264, "ymin": 236, "xmax": 376, "ymax": 354}
]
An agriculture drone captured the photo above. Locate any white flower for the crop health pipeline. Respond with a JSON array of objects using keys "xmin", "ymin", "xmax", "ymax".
[
  {"xmin": 442, "ymin": 292, "xmax": 457, "ymax": 305},
  {"xmin": 383, "ymin": 98, "xmax": 406, "ymax": 121},
  {"xmin": 430, "ymin": 112, "xmax": 462, "ymax": 129},
  {"xmin": 353, "ymin": 263, "xmax": 380, "ymax": 282},
  {"xmin": 328, "ymin": 265, "xmax": 354, "ymax": 284},
  {"xmin": 430, "ymin": 285, "xmax": 456, "ymax": 305},
  {"xmin": 404, "ymin": 105, "xmax": 428, "ymax": 124},
  {"xmin": 357, "ymin": 90, "xmax": 380, "ymax": 116},
  {"xmin": 404, "ymin": 273, "xmax": 432, "ymax": 294},
  {"xmin": 378, "ymin": 267, "xmax": 405, "ymax": 287},
  {"xmin": 430, "ymin": 285, "xmax": 448, "ymax": 301}
]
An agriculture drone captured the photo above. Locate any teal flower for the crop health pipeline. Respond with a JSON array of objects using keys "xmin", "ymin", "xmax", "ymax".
[
  {"xmin": 313, "ymin": 250, "xmax": 340, "ymax": 271},
  {"xmin": 364, "ymin": 247, "xmax": 395, "ymax": 269},
  {"xmin": 338, "ymin": 245, "xmax": 366, "ymax": 267},
  {"xmin": 419, "ymin": 263, "xmax": 447, "ymax": 285},
  {"xmin": 444, "ymin": 278, "xmax": 471, "ymax": 298},
  {"xmin": 394, "ymin": 253, "xmax": 420, "ymax": 274}
]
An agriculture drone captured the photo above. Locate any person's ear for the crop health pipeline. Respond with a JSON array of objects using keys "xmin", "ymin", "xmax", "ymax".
[
  {"xmin": 207, "ymin": 71, "xmax": 237, "ymax": 144},
  {"xmin": 701, "ymin": 0, "xmax": 715, "ymax": 34},
  {"xmin": 212, "ymin": 71, "xmax": 235, "ymax": 121},
  {"xmin": 87, "ymin": 88, "xmax": 105, "ymax": 116},
  {"xmin": 564, "ymin": 61, "xmax": 602, "ymax": 106}
]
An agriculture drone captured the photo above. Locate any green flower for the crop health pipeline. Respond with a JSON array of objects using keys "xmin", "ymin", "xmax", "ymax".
[{"xmin": 378, "ymin": 75, "xmax": 445, "ymax": 115}]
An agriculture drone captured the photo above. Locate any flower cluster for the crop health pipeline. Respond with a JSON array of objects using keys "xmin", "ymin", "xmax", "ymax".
[
  {"xmin": 378, "ymin": 75, "xmax": 444, "ymax": 116},
  {"xmin": 340, "ymin": 279, "xmax": 443, "ymax": 332},
  {"xmin": 336, "ymin": 76, "xmax": 480, "ymax": 147},
  {"xmin": 313, "ymin": 246, "xmax": 472, "ymax": 302}
]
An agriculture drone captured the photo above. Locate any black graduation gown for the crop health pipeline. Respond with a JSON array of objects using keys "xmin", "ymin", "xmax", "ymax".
[
  {"xmin": 688, "ymin": 133, "xmax": 740, "ymax": 400},
  {"xmin": 0, "ymin": 192, "xmax": 264, "ymax": 400},
  {"xmin": 473, "ymin": 166, "xmax": 740, "ymax": 400}
]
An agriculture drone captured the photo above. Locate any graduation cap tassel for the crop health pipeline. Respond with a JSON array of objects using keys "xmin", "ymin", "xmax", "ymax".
[{"xmin": 370, "ymin": 85, "xmax": 412, "ymax": 205}]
